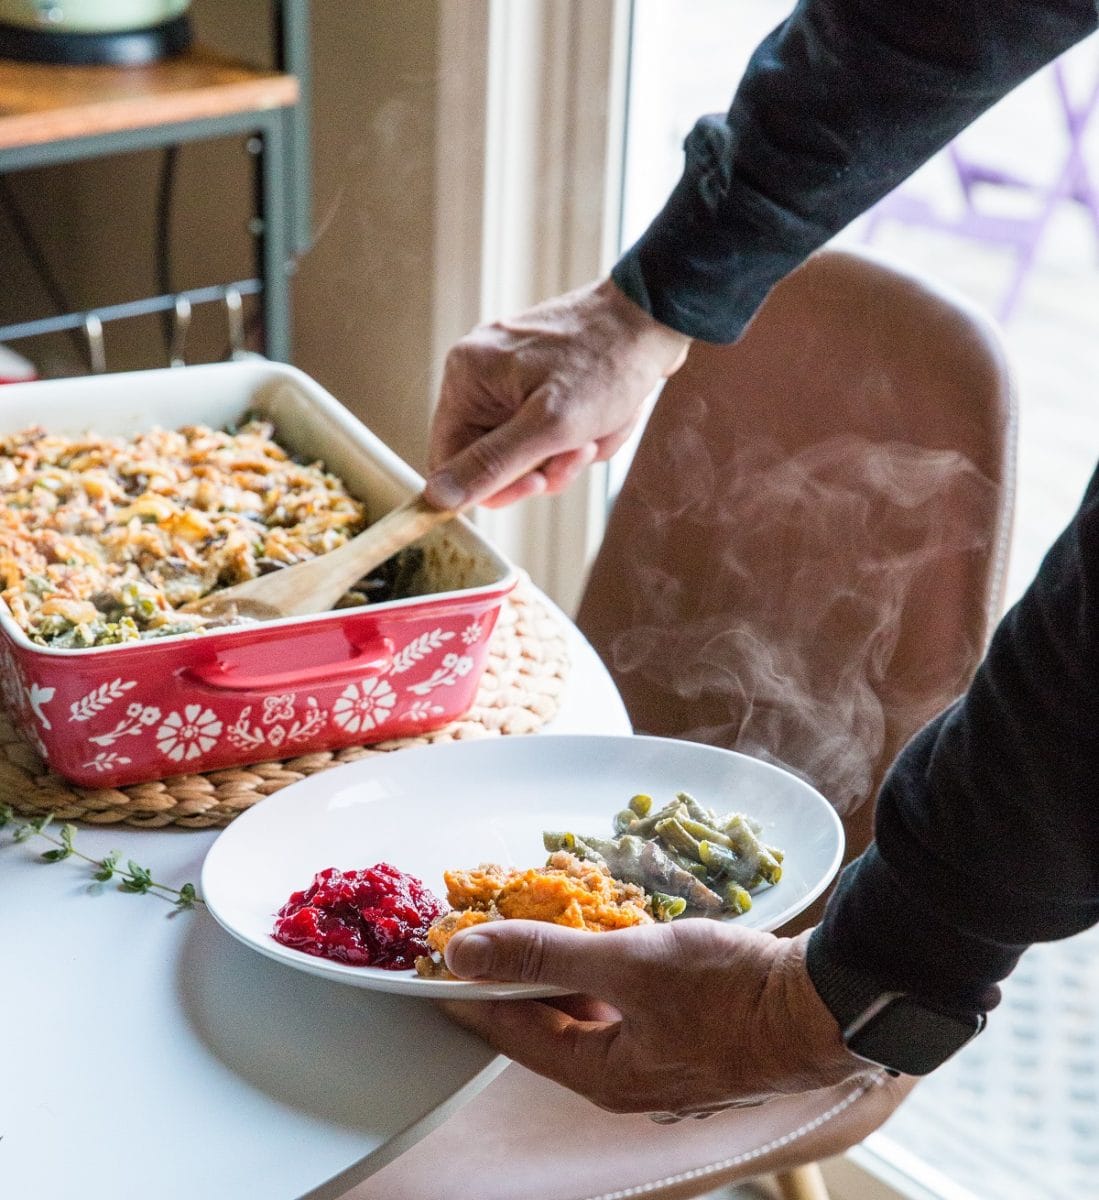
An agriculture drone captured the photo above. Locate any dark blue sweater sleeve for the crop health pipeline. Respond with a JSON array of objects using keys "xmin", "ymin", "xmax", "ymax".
[
  {"xmin": 612, "ymin": 0, "xmax": 1098, "ymax": 343},
  {"xmin": 815, "ymin": 463, "xmax": 1099, "ymax": 1012}
]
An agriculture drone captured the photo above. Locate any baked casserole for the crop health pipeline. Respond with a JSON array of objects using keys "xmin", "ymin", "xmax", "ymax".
[{"xmin": 0, "ymin": 419, "xmax": 370, "ymax": 648}]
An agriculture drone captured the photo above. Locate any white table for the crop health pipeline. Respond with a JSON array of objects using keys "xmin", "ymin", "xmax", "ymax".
[{"xmin": 0, "ymin": 611, "xmax": 630, "ymax": 1200}]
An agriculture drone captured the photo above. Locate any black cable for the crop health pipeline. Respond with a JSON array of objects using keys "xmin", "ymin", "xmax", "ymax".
[
  {"xmin": 0, "ymin": 174, "xmax": 87, "ymax": 362},
  {"xmin": 155, "ymin": 144, "xmax": 180, "ymax": 356}
]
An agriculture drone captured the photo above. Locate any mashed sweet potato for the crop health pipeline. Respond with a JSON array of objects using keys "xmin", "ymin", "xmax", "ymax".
[{"xmin": 414, "ymin": 851, "xmax": 652, "ymax": 978}]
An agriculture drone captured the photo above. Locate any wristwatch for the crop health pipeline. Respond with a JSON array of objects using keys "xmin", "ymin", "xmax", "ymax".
[{"xmin": 805, "ymin": 930, "xmax": 986, "ymax": 1077}]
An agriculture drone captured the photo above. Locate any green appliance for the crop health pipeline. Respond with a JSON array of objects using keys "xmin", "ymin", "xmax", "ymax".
[{"xmin": 0, "ymin": 1, "xmax": 192, "ymax": 64}]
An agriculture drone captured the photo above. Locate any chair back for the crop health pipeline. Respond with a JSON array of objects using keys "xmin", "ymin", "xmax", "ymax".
[{"xmin": 577, "ymin": 247, "xmax": 1016, "ymax": 891}]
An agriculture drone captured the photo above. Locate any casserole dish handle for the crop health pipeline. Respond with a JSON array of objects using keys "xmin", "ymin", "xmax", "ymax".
[{"xmin": 186, "ymin": 638, "xmax": 394, "ymax": 692}]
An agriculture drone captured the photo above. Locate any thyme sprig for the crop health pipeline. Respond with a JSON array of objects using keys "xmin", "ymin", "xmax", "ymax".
[{"xmin": 0, "ymin": 804, "xmax": 202, "ymax": 909}]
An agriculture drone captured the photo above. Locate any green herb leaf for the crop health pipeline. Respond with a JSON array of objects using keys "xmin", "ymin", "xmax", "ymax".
[
  {"xmin": 93, "ymin": 851, "xmax": 120, "ymax": 882},
  {"xmin": 3, "ymin": 822, "xmax": 203, "ymax": 909},
  {"xmin": 121, "ymin": 860, "xmax": 154, "ymax": 893}
]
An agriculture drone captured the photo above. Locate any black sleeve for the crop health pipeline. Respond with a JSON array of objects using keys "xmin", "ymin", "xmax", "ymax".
[
  {"xmin": 812, "ymin": 463, "xmax": 1099, "ymax": 1014},
  {"xmin": 612, "ymin": 0, "xmax": 1098, "ymax": 343}
]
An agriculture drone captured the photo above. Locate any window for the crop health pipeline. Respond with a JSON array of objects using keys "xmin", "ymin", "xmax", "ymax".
[{"xmin": 618, "ymin": 1, "xmax": 1099, "ymax": 608}]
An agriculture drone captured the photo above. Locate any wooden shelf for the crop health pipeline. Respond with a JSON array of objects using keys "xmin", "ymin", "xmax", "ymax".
[
  {"xmin": 0, "ymin": 44, "xmax": 299, "ymax": 152},
  {"xmin": 0, "ymin": 10, "xmax": 309, "ymax": 363}
]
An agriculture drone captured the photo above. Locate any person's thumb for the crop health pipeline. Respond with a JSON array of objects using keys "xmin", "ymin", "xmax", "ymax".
[
  {"xmin": 426, "ymin": 384, "xmax": 590, "ymax": 510},
  {"xmin": 424, "ymin": 421, "xmax": 542, "ymax": 510},
  {"xmin": 445, "ymin": 920, "xmax": 648, "ymax": 1002}
]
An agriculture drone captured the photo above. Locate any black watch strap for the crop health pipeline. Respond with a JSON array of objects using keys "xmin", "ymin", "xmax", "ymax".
[{"xmin": 806, "ymin": 927, "xmax": 986, "ymax": 1077}]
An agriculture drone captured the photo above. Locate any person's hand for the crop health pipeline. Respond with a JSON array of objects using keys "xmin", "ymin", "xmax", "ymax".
[
  {"xmin": 437, "ymin": 921, "xmax": 869, "ymax": 1117},
  {"xmin": 423, "ymin": 278, "xmax": 691, "ymax": 511}
]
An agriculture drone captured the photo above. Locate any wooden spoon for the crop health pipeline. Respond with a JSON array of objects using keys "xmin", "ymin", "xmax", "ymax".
[{"xmin": 180, "ymin": 492, "xmax": 458, "ymax": 623}]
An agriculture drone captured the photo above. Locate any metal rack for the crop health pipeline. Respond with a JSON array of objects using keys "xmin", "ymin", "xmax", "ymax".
[{"xmin": 0, "ymin": 0, "xmax": 311, "ymax": 369}]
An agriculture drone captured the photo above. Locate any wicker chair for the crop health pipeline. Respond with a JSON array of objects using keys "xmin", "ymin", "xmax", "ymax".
[{"xmin": 345, "ymin": 246, "xmax": 1017, "ymax": 1200}]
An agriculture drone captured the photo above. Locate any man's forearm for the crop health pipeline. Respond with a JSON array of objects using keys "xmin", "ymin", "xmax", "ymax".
[{"xmin": 613, "ymin": 0, "xmax": 1098, "ymax": 342}]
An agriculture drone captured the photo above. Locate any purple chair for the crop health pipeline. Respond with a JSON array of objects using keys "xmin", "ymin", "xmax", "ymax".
[{"xmin": 862, "ymin": 53, "xmax": 1099, "ymax": 321}]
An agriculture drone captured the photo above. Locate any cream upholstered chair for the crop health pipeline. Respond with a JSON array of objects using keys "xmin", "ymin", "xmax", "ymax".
[{"xmin": 346, "ymin": 247, "xmax": 1017, "ymax": 1200}]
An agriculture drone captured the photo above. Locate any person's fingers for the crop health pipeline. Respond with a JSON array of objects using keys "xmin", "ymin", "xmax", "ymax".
[
  {"xmin": 437, "ymin": 997, "xmax": 619, "ymax": 1097},
  {"xmin": 539, "ymin": 443, "xmax": 599, "ymax": 494},
  {"xmin": 663, "ymin": 339, "xmax": 690, "ymax": 377},
  {"xmin": 592, "ymin": 414, "xmax": 644, "ymax": 463},
  {"xmin": 544, "ymin": 992, "xmax": 622, "ymax": 1024},
  {"xmin": 444, "ymin": 920, "xmax": 652, "ymax": 1006},
  {"xmin": 472, "ymin": 443, "xmax": 597, "ymax": 508},
  {"xmin": 473, "ymin": 470, "xmax": 548, "ymax": 510}
]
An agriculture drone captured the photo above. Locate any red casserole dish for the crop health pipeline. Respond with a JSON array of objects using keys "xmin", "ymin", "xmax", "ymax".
[{"xmin": 0, "ymin": 362, "xmax": 518, "ymax": 787}]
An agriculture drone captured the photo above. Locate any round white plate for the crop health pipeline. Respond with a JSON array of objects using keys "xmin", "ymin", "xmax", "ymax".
[{"xmin": 201, "ymin": 734, "xmax": 844, "ymax": 999}]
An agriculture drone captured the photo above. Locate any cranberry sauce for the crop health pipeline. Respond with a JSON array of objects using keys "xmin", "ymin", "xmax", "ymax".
[{"xmin": 273, "ymin": 863, "xmax": 447, "ymax": 969}]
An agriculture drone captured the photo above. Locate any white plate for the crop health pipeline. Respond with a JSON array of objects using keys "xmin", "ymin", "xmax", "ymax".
[{"xmin": 201, "ymin": 734, "xmax": 844, "ymax": 999}]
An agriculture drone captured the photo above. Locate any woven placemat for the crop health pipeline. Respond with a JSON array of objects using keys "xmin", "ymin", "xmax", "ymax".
[{"xmin": 0, "ymin": 577, "xmax": 570, "ymax": 829}]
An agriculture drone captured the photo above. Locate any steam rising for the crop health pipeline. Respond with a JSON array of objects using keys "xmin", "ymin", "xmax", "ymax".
[{"xmin": 607, "ymin": 399, "xmax": 999, "ymax": 815}]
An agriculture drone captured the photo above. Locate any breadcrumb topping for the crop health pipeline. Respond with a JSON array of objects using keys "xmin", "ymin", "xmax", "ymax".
[{"xmin": 0, "ymin": 419, "xmax": 366, "ymax": 647}]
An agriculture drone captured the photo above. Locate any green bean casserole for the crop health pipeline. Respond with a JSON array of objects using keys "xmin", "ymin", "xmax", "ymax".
[{"xmin": 0, "ymin": 420, "xmax": 367, "ymax": 647}]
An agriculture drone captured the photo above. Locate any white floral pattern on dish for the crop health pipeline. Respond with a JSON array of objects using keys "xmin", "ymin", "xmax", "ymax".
[
  {"xmin": 331, "ymin": 678, "xmax": 398, "ymax": 734},
  {"xmin": 157, "ymin": 705, "xmax": 224, "ymax": 762}
]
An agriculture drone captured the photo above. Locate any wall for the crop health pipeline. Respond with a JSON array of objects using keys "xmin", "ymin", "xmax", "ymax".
[
  {"xmin": 288, "ymin": 0, "xmax": 443, "ymax": 469},
  {"xmin": 0, "ymin": 1, "xmax": 445, "ymax": 472}
]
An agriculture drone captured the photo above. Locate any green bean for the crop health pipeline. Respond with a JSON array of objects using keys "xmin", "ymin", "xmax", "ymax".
[
  {"xmin": 650, "ymin": 892, "xmax": 687, "ymax": 922},
  {"xmin": 723, "ymin": 814, "xmax": 783, "ymax": 885},
  {"xmin": 542, "ymin": 788, "xmax": 782, "ymax": 923},
  {"xmin": 613, "ymin": 809, "xmax": 639, "ymax": 835},
  {"xmin": 542, "ymin": 831, "xmax": 575, "ymax": 853},
  {"xmin": 628, "ymin": 793, "xmax": 653, "ymax": 818},
  {"xmin": 721, "ymin": 881, "xmax": 753, "ymax": 913},
  {"xmin": 697, "ymin": 839, "xmax": 739, "ymax": 877},
  {"xmin": 654, "ymin": 816, "xmax": 704, "ymax": 862},
  {"xmin": 718, "ymin": 810, "xmax": 763, "ymax": 837},
  {"xmin": 549, "ymin": 832, "xmax": 612, "ymax": 868},
  {"xmin": 675, "ymin": 792, "xmax": 716, "ymax": 825},
  {"xmin": 677, "ymin": 815, "xmax": 735, "ymax": 850},
  {"xmin": 626, "ymin": 800, "xmax": 683, "ymax": 838}
]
